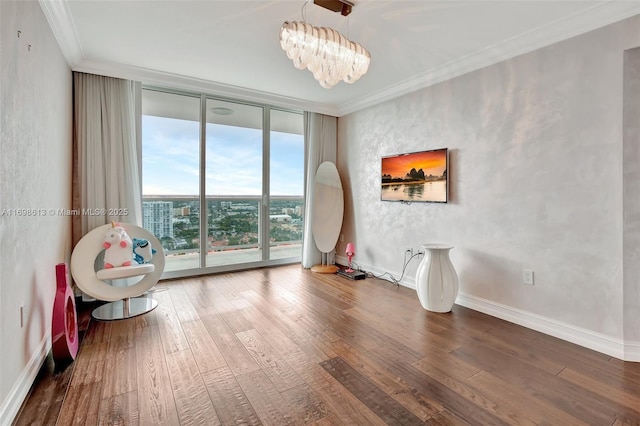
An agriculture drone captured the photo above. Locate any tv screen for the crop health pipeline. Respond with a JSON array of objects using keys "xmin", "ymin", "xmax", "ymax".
[{"xmin": 381, "ymin": 148, "xmax": 448, "ymax": 203}]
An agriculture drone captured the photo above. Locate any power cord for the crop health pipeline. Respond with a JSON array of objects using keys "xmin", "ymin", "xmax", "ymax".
[{"xmin": 352, "ymin": 250, "xmax": 424, "ymax": 288}]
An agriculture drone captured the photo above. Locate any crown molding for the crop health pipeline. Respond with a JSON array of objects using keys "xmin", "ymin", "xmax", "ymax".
[
  {"xmin": 337, "ymin": 2, "xmax": 640, "ymax": 116},
  {"xmin": 72, "ymin": 59, "xmax": 339, "ymax": 116},
  {"xmin": 38, "ymin": 0, "xmax": 335, "ymax": 114},
  {"xmin": 39, "ymin": 0, "xmax": 640, "ymax": 117},
  {"xmin": 38, "ymin": 0, "xmax": 82, "ymax": 66}
]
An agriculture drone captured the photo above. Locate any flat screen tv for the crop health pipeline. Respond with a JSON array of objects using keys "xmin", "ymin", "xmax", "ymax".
[{"xmin": 381, "ymin": 148, "xmax": 448, "ymax": 203}]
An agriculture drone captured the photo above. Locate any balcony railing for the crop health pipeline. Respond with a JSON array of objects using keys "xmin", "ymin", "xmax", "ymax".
[{"xmin": 142, "ymin": 195, "xmax": 303, "ymax": 271}]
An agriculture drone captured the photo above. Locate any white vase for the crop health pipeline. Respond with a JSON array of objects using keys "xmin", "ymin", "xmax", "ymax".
[{"xmin": 415, "ymin": 244, "xmax": 459, "ymax": 312}]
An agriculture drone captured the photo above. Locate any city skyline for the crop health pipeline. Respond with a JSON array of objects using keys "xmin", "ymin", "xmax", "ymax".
[{"xmin": 142, "ymin": 115, "xmax": 304, "ymax": 197}]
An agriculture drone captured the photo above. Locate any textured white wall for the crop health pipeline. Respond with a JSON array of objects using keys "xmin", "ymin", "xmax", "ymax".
[
  {"xmin": 623, "ymin": 46, "xmax": 640, "ymax": 346},
  {"xmin": 338, "ymin": 16, "xmax": 640, "ymax": 341},
  {"xmin": 0, "ymin": 0, "xmax": 72, "ymax": 420}
]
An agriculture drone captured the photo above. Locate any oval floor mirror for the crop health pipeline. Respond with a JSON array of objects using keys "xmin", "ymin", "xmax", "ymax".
[{"xmin": 311, "ymin": 161, "xmax": 344, "ymax": 273}]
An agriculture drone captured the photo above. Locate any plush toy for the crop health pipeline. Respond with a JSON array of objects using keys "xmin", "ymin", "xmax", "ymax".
[
  {"xmin": 103, "ymin": 223, "xmax": 134, "ymax": 269},
  {"xmin": 132, "ymin": 238, "xmax": 155, "ymax": 264}
]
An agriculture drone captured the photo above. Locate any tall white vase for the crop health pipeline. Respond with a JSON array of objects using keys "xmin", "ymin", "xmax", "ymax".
[{"xmin": 415, "ymin": 244, "xmax": 459, "ymax": 312}]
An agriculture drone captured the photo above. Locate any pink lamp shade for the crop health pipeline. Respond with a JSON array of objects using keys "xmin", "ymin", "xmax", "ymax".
[
  {"xmin": 345, "ymin": 243, "xmax": 355, "ymax": 255},
  {"xmin": 345, "ymin": 243, "xmax": 355, "ymax": 272}
]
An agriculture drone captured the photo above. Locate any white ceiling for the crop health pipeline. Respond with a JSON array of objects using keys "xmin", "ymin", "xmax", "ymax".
[{"xmin": 41, "ymin": 0, "xmax": 640, "ymax": 116}]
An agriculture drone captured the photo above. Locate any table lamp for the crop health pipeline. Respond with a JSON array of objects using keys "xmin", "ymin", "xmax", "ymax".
[{"xmin": 345, "ymin": 242, "xmax": 355, "ymax": 272}]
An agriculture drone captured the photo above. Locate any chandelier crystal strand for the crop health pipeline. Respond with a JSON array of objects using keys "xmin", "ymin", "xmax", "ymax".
[{"xmin": 280, "ymin": 21, "xmax": 370, "ymax": 89}]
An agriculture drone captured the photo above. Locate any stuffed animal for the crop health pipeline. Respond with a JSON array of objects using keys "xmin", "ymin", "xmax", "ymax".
[
  {"xmin": 132, "ymin": 238, "xmax": 155, "ymax": 264},
  {"xmin": 103, "ymin": 223, "xmax": 134, "ymax": 269}
]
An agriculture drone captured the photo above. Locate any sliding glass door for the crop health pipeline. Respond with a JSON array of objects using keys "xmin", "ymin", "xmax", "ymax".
[
  {"xmin": 141, "ymin": 90, "xmax": 201, "ymax": 273},
  {"xmin": 141, "ymin": 88, "xmax": 303, "ymax": 277},
  {"xmin": 269, "ymin": 109, "xmax": 304, "ymax": 260},
  {"xmin": 205, "ymin": 99, "xmax": 264, "ymax": 267}
]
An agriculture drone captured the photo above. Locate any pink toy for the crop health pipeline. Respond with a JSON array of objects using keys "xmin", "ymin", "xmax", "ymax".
[
  {"xmin": 52, "ymin": 263, "xmax": 79, "ymax": 363},
  {"xmin": 103, "ymin": 222, "xmax": 134, "ymax": 268}
]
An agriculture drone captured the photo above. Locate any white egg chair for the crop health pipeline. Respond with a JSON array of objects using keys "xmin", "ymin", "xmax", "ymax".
[{"xmin": 70, "ymin": 223, "xmax": 165, "ymax": 321}]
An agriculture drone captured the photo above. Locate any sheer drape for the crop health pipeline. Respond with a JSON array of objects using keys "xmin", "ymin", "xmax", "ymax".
[
  {"xmin": 301, "ymin": 112, "xmax": 338, "ymax": 268},
  {"xmin": 72, "ymin": 72, "xmax": 141, "ymax": 243}
]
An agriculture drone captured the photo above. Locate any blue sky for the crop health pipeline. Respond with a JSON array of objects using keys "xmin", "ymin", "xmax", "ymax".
[{"xmin": 142, "ymin": 116, "xmax": 304, "ymax": 196}]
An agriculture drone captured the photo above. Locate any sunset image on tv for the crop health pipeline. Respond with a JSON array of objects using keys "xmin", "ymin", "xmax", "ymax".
[{"xmin": 381, "ymin": 148, "xmax": 448, "ymax": 203}]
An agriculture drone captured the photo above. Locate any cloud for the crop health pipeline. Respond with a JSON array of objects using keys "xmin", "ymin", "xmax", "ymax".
[{"xmin": 142, "ymin": 116, "xmax": 303, "ymax": 196}]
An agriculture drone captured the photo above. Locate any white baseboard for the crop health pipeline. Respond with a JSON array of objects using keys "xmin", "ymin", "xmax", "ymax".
[
  {"xmin": 455, "ymin": 292, "xmax": 639, "ymax": 362},
  {"xmin": 337, "ymin": 255, "xmax": 639, "ymax": 362},
  {"xmin": 336, "ymin": 255, "xmax": 418, "ymax": 288},
  {"xmin": 0, "ymin": 335, "xmax": 50, "ymax": 425},
  {"xmin": 621, "ymin": 341, "xmax": 640, "ymax": 362},
  {"xmin": 623, "ymin": 340, "xmax": 640, "ymax": 362}
]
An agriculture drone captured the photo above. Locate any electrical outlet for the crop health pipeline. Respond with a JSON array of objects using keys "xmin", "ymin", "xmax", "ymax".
[
  {"xmin": 406, "ymin": 248, "xmax": 413, "ymax": 256},
  {"xmin": 522, "ymin": 269, "xmax": 534, "ymax": 285}
]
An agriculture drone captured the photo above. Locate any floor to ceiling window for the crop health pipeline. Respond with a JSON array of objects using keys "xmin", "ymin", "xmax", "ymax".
[
  {"xmin": 205, "ymin": 99, "xmax": 264, "ymax": 267},
  {"xmin": 141, "ymin": 88, "xmax": 304, "ymax": 277},
  {"xmin": 269, "ymin": 109, "xmax": 305, "ymax": 260},
  {"xmin": 141, "ymin": 90, "xmax": 201, "ymax": 273}
]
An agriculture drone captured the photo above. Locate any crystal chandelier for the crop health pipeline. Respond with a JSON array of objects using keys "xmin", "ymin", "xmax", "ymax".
[{"xmin": 279, "ymin": 6, "xmax": 370, "ymax": 89}]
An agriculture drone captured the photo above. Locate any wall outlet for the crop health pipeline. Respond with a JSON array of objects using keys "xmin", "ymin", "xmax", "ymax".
[
  {"xmin": 406, "ymin": 248, "xmax": 413, "ymax": 256},
  {"xmin": 522, "ymin": 269, "xmax": 534, "ymax": 285}
]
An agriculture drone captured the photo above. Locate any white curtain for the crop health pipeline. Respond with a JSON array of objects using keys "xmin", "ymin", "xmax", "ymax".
[
  {"xmin": 301, "ymin": 112, "xmax": 337, "ymax": 268},
  {"xmin": 74, "ymin": 72, "xmax": 141, "ymax": 236}
]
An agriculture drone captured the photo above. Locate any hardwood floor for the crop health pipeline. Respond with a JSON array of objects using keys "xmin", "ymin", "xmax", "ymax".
[{"xmin": 14, "ymin": 264, "xmax": 640, "ymax": 425}]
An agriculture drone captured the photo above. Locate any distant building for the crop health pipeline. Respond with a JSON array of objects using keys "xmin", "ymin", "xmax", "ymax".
[
  {"xmin": 281, "ymin": 205, "xmax": 303, "ymax": 216},
  {"xmin": 143, "ymin": 201, "xmax": 174, "ymax": 238},
  {"xmin": 231, "ymin": 203, "xmax": 257, "ymax": 211},
  {"xmin": 173, "ymin": 206, "xmax": 190, "ymax": 216},
  {"xmin": 270, "ymin": 214, "xmax": 292, "ymax": 222}
]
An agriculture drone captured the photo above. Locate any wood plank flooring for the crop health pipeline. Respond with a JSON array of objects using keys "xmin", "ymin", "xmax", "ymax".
[{"xmin": 14, "ymin": 264, "xmax": 640, "ymax": 425}]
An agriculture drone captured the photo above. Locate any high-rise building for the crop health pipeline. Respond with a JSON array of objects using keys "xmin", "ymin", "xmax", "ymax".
[{"xmin": 143, "ymin": 201, "xmax": 174, "ymax": 238}]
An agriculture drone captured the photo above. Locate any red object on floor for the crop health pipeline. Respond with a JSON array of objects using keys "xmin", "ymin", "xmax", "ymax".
[{"xmin": 52, "ymin": 263, "xmax": 79, "ymax": 363}]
